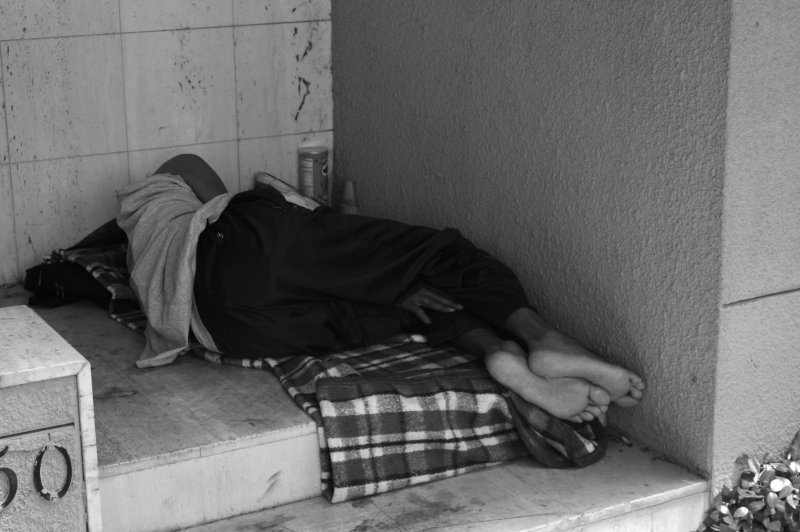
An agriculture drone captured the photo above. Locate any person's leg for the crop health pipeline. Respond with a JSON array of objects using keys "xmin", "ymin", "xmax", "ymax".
[
  {"xmin": 385, "ymin": 228, "xmax": 645, "ymax": 409},
  {"xmin": 453, "ymin": 327, "xmax": 610, "ymax": 423},
  {"xmin": 503, "ymin": 308, "xmax": 645, "ymax": 407},
  {"xmin": 410, "ymin": 237, "xmax": 645, "ymax": 408}
]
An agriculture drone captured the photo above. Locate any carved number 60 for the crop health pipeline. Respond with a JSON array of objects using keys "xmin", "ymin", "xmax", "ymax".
[{"xmin": 0, "ymin": 444, "xmax": 72, "ymax": 511}]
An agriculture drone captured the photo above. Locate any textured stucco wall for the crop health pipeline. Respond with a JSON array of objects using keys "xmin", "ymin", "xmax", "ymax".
[
  {"xmin": 333, "ymin": 1, "xmax": 729, "ymax": 475},
  {"xmin": 723, "ymin": 1, "xmax": 800, "ymax": 304},
  {"xmin": 713, "ymin": 1, "xmax": 800, "ymax": 487},
  {"xmin": 714, "ymin": 293, "xmax": 800, "ymax": 487}
]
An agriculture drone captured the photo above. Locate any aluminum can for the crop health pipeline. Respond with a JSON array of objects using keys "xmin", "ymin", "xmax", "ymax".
[{"xmin": 298, "ymin": 146, "xmax": 329, "ymax": 205}]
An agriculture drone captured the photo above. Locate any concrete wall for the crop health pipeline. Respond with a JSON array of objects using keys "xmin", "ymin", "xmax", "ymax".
[
  {"xmin": 0, "ymin": 0, "xmax": 333, "ymax": 286},
  {"xmin": 713, "ymin": 1, "xmax": 800, "ymax": 486},
  {"xmin": 332, "ymin": 1, "xmax": 729, "ymax": 476}
]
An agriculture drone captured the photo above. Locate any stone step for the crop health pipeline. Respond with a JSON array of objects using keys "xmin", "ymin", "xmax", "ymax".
[
  {"xmin": 0, "ymin": 287, "xmax": 321, "ymax": 531},
  {"xmin": 183, "ymin": 440, "xmax": 708, "ymax": 532},
  {"xmin": 0, "ymin": 285, "xmax": 709, "ymax": 532}
]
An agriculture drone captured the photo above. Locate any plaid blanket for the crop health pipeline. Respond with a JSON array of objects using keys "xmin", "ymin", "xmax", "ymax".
[
  {"xmin": 201, "ymin": 342, "xmax": 529, "ymax": 501},
  {"xmin": 57, "ymin": 244, "xmax": 147, "ymax": 332},
  {"xmin": 41, "ymin": 231, "xmax": 607, "ymax": 502},
  {"xmin": 316, "ymin": 368, "xmax": 524, "ymax": 501}
]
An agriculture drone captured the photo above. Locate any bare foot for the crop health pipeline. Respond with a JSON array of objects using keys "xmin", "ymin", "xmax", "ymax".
[
  {"xmin": 527, "ymin": 331, "xmax": 645, "ymax": 407},
  {"xmin": 484, "ymin": 340, "xmax": 610, "ymax": 423}
]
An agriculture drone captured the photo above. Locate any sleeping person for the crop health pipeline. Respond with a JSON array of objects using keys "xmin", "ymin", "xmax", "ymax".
[{"xmin": 117, "ymin": 154, "xmax": 645, "ymax": 424}]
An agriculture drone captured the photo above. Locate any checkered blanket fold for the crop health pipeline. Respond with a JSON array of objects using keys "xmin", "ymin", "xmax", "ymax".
[
  {"xmin": 57, "ymin": 244, "xmax": 147, "ymax": 332},
  {"xmin": 45, "ymin": 233, "xmax": 608, "ymax": 502},
  {"xmin": 198, "ymin": 341, "xmax": 531, "ymax": 501},
  {"xmin": 315, "ymin": 368, "xmax": 525, "ymax": 501},
  {"xmin": 196, "ymin": 337, "xmax": 607, "ymax": 502}
]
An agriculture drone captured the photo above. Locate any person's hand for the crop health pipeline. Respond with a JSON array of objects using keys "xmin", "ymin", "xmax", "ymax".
[{"xmin": 395, "ymin": 285, "xmax": 462, "ymax": 325}]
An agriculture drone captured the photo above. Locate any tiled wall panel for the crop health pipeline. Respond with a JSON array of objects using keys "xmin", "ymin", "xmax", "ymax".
[
  {"xmin": 0, "ymin": 0, "xmax": 119, "ymax": 40},
  {"xmin": 0, "ymin": 0, "xmax": 332, "ymax": 284},
  {"xmin": 3, "ymin": 36, "xmax": 127, "ymax": 161},
  {"xmin": 0, "ymin": 69, "xmax": 7, "ymax": 165},
  {"xmin": 11, "ymin": 154, "xmax": 129, "ymax": 270},
  {"xmin": 124, "ymin": 28, "xmax": 237, "ymax": 151},
  {"xmin": 233, "ymin": 0, "xmax": 331, "ymax": 25},
  {"xmin": 120, "ymin": 0, "xmax": 233, "ymax": 33},
  {"xmin": 0, "ymin": 166, "xmax": 17, "ymax": 285},
  {"xmin": 235, "ymin": 22, "xmax": 332, "ymax": 138}
]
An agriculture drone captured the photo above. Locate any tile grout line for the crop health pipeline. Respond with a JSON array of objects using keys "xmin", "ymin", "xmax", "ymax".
[
  {"xmin": 0, "ymin": 41, "xmax": 22, "ymax": 283},
  {"xmin": 117, "ymin": 0, "xmax": 131, "ymax": 184},
  {"xmin": 0, "ymin": 131, "xmax": 334, "ymax": 169},
  {"xmin": 232, "ymin": 0, "xmax": 242, "ymax": 191},
  {"xmin": 0, "ymin": 20, "xmax": 330, "ymax": 45},
  {"xmin": 722, "ymin": 286, "xmax": 800, "ymax": 308}
]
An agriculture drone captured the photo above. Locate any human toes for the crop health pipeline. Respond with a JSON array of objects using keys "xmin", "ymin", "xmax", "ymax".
[
  {"xmin": 613, "ymin": 394, "xmax": 641, "ymax": 408},
  {"xmin": 624, "ymin": 374, "xmax": 645, "ymax": 400},
  {"xmin": 584, "ymin": 404, "xmax": 604, "ymax": 418},
  {"xmin": 587, "ymin": 385, "xmax": 611, "ymax": 407}
]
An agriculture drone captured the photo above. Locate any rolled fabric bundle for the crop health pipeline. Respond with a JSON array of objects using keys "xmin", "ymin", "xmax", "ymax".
[{"xmin": 252, "ymin": 171, "xmax": 321, "ymax": 211}]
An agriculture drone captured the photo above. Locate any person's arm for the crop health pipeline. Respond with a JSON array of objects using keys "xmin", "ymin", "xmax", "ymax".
[
  {"xmin": 155, "ymin": 154, "xmax": 228, "ymax": 203},
  {"xmin": 395, "ymin": 285, "xmax": 463, "ymax": 325}
]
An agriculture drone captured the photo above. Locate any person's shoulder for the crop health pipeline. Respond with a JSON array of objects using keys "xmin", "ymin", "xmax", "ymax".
[
  {"xmin": 117, "ymin": 173, "xmax": 202, "ymax": 227},
  {"xmin": 117, "ymin": 173, "xmax": 192, "ymax": 201},
  {"xmin": 143, "ymin": 172, "xmax": 191, "ymax": 190}
]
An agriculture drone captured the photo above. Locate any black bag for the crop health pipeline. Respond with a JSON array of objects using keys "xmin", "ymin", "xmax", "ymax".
[
  {"xmin": 24, "ymin": 261, "xmax": 110, "ymax": 307},
  {"xmin": 23, "ymin": 218, "xmax": 127, "ymax": 308}
]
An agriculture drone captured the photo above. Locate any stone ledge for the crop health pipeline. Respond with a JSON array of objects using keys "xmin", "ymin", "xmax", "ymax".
[{"xmin": 0, "ymin": 285, "xmax": 709, "ymax": 532}]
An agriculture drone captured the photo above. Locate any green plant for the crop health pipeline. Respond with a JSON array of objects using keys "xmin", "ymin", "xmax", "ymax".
[{"xmin": 698, "ymin": 431, "xmax": 800, "ymax": 532}]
